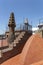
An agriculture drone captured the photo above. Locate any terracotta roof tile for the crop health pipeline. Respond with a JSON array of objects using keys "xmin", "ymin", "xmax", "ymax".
[
  {"xmin": 0, "ymin": 39, "xmax": 8, "ymax": 47},
  {"xmin": 1, "ymin": 54, "xmax": 21, "ymax": 65},
  {"xmin": 31, "ymin": 60, "xmax": 43, "ymax": 65},
  {"xmin": 20, "ymin": 34, "xmax": 43, "ymax": 65},
  {"xmin": 1, "ymin": 34, "xmax": 43, "ymax": 65}
]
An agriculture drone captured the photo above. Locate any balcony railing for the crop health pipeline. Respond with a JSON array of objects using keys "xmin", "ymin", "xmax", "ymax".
[{"xmin": 15, "ymin": 24, "xmax": 32, "ymax": 32}]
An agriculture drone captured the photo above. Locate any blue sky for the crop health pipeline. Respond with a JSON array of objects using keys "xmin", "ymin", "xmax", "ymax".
[{"xmin": 0, "ymin": 0, "xmax": 43, "ymax": 34}]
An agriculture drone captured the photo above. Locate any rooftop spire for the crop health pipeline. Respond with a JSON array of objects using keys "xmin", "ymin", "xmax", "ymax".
[
  {"xmin": 8, "ymin": 12, "xmax": 16, "ymax": 27},
  {"xmin": 8, "ymin": 12, "xmax": 16, "ymax": 44}
]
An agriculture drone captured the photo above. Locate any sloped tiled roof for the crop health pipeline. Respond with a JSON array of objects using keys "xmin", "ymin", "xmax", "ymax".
[
  {"xmin": 1, "ymin": 34, "xmax": 43, "ymax": 65},
  {"xmin": 31, "ymin": 60, "xmax": 43, "ymax": 65},
  {"xmin": 1, "ymin": 54, "xmax": 21, "ymax": 65},
  {"xmin": 0, "ymin": 39, "xmax": 8, "ymax": 47},
  {"xmin": 20, "ymin": 34, "xmax": 43, "ymax": 65}
]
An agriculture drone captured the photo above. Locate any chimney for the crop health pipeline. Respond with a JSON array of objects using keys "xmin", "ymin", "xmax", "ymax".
[{"xmin": 8, "ymin": 12, "xmax": 16, "ymax": 48}]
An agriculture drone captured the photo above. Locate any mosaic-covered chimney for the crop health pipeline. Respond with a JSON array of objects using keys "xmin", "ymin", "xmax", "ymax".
[{"xmin": 8, "ymin": 12, "xmax": 16, "ymax": 44}]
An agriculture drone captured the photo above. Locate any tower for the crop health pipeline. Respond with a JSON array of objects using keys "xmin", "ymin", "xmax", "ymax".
[
  {"xmin": 24, "ymin": 18, "xmax": 29, "ymax": 30},
  {"xmin": 8, "ymin": 12, "xmax": 16, "ymax": 44},
  {"xmin": 38, "ymin": 23, "xmax": 43, "ymax": 38}
]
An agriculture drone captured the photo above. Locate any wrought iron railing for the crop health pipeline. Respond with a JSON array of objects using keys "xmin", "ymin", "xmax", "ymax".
[{"xmin": 15, "ymin": 24, "xmax": 32, "ymax": 32}]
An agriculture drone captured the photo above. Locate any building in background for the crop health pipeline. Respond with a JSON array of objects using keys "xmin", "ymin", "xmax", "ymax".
[
  {"xmin": 32, "ymin": 27, "xmax": 39, "ymax": 34},
  {"xmin": 37, "ymin": 23, "xmax": 43, "ymax": 38}
]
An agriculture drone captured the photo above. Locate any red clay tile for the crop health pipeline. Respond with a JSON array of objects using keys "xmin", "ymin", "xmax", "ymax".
[{"xmin": 1, "ymin": 34, "xmax": 43, "ymax": 65}]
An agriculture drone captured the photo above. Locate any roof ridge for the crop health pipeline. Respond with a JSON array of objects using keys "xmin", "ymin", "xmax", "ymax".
[{"xmin": 20, "ymin": 35, "xmax": 35, "ymax": 65}]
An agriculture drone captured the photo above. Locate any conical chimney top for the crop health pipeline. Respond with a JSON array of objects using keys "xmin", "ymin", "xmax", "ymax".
[{"xmin": 8, "ymin": 12, "xmax": 16, "ymax": 27}]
